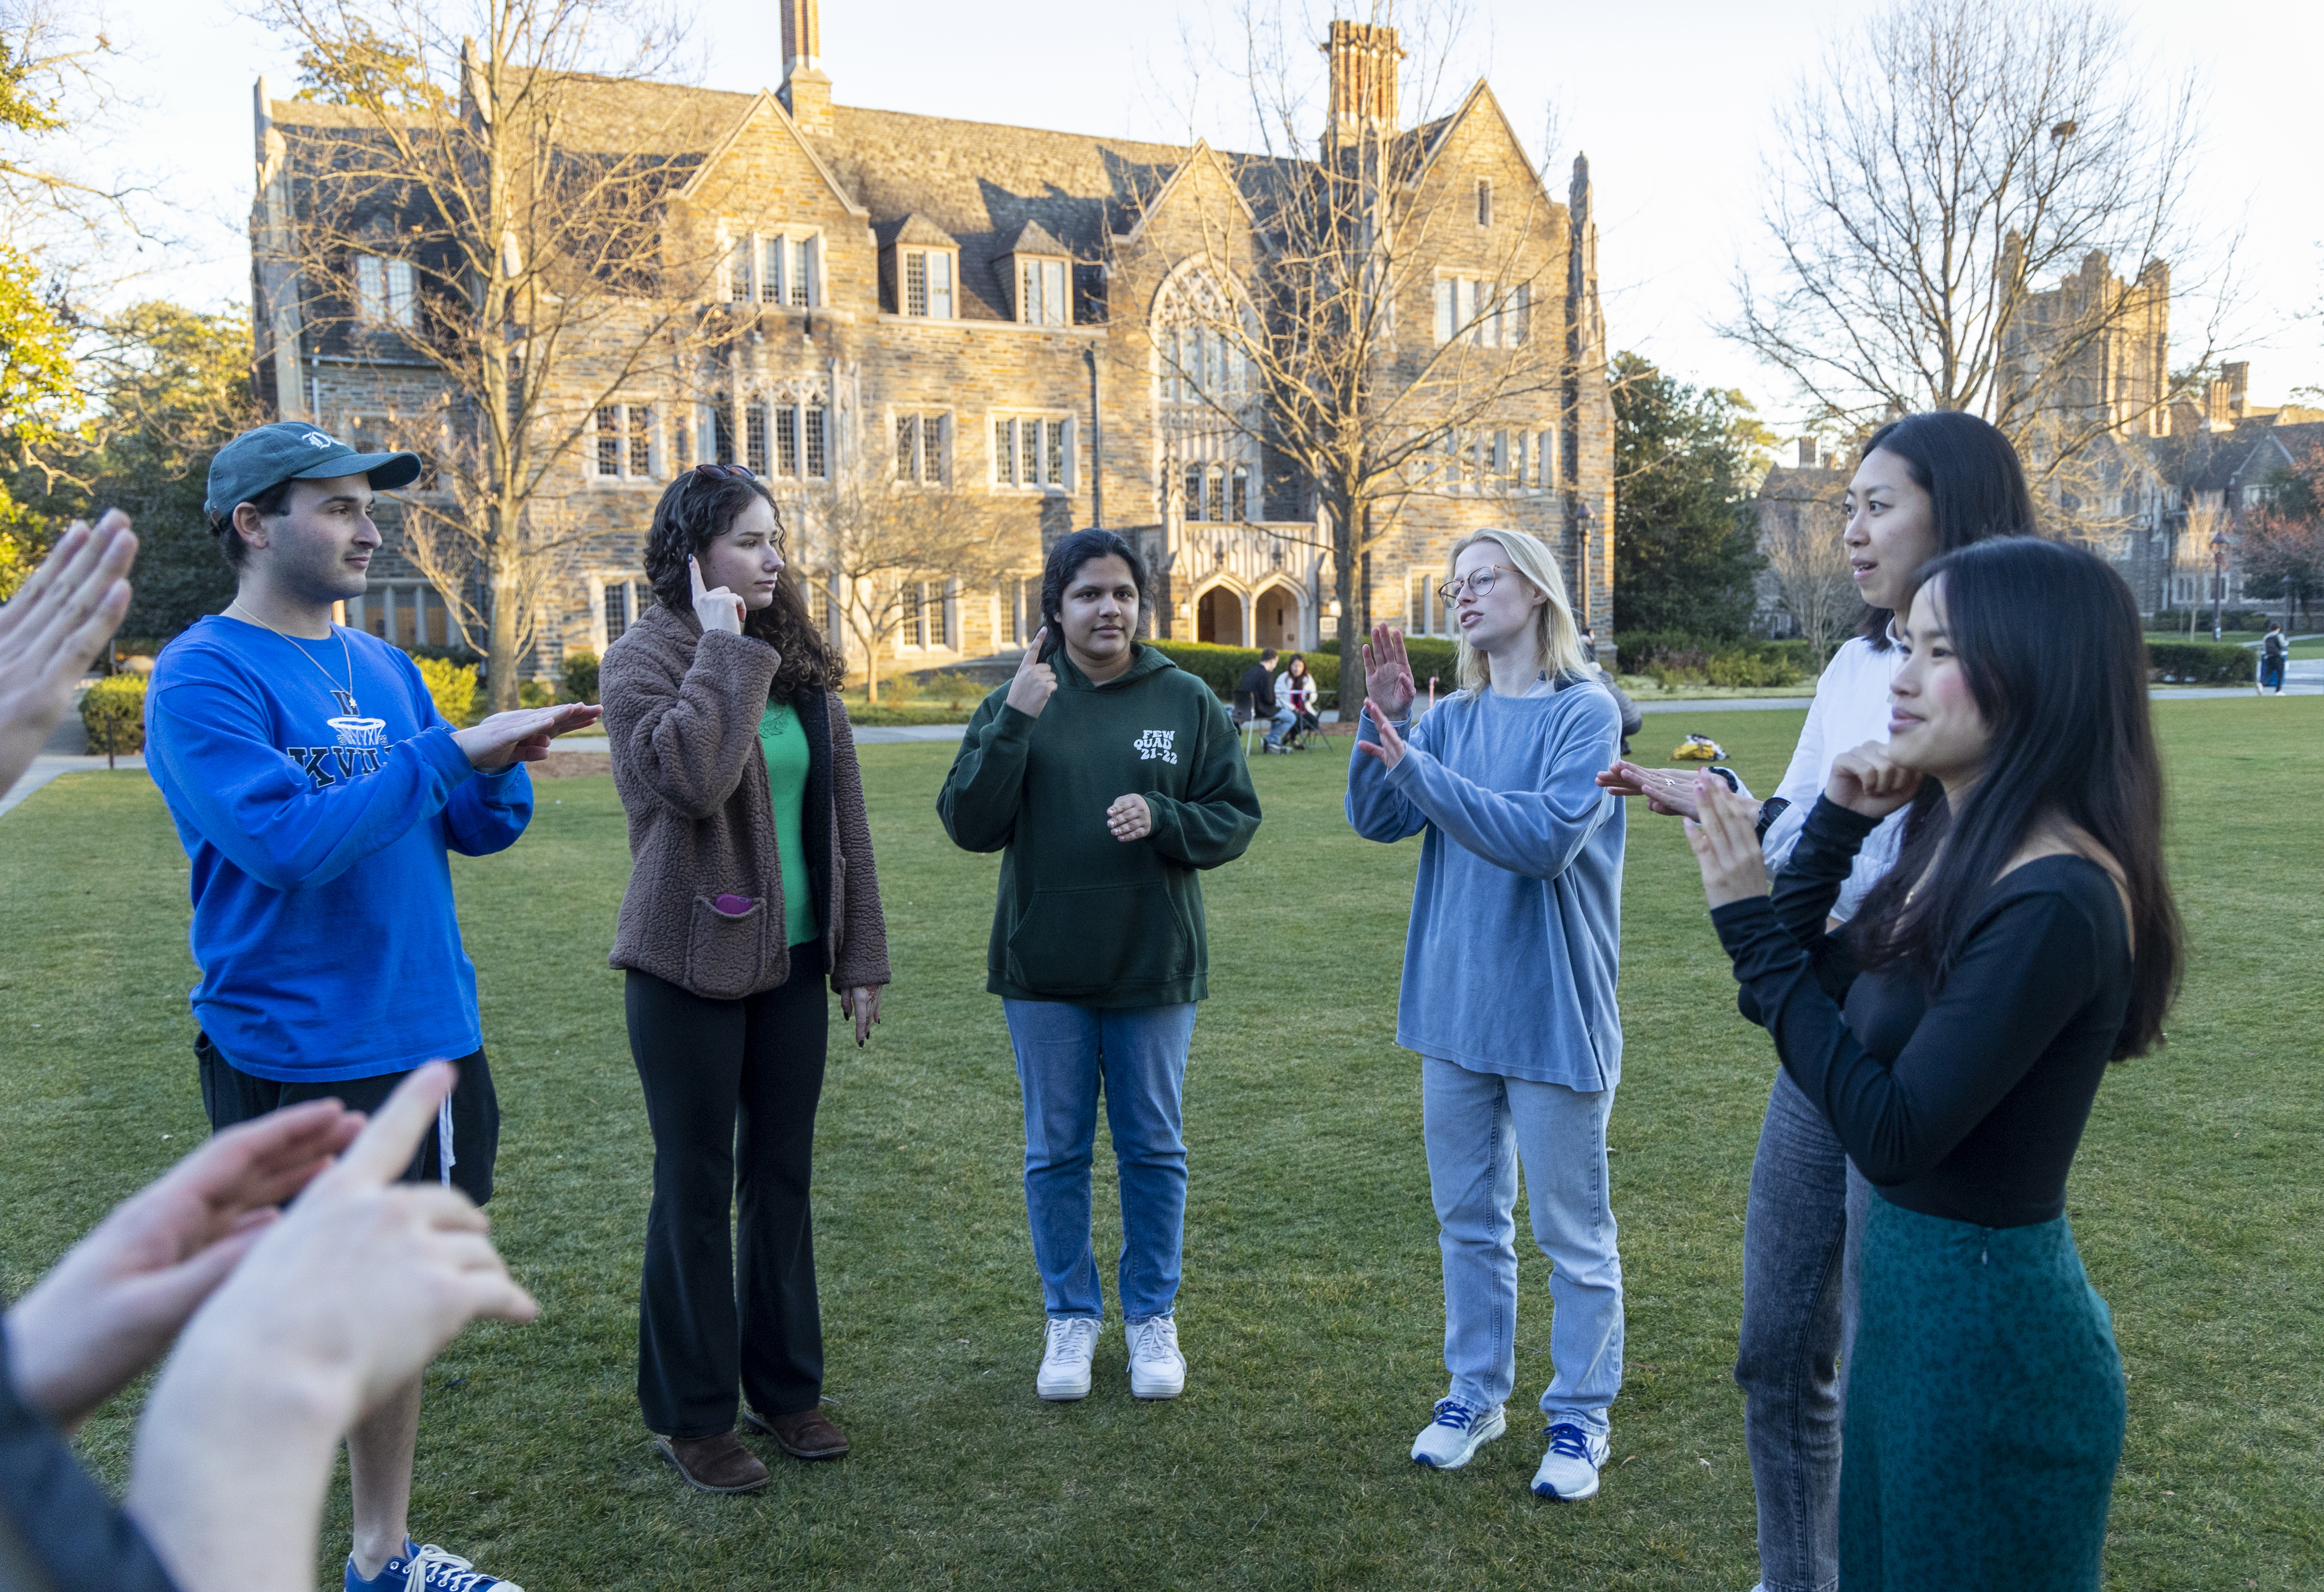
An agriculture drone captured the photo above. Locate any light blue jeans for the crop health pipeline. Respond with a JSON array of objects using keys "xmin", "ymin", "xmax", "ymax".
[
  {"xmin": 1003, "ymin": 999, "xmax": 1197, "ymax": 1323},
  {"xmin": 1422, "ymin": 1056, "xmax": 1624, "ymax": 1436}
]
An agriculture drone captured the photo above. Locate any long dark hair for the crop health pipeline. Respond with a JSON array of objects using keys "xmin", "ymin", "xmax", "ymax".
[
  {"xmin": 1039, "ymin": 529, "xmax": 1150, "ymax": 647},
  {"xmin": 1855, "ymin": 538, "xmax": 2181, "ymax": 1058},
  {"xmin": 642, "ymin": 468, "xmax": 842, "ymax": 699},
  {"xmin": 1855, "ymin": 411, "xmax": 2039, "ymax": 647}
]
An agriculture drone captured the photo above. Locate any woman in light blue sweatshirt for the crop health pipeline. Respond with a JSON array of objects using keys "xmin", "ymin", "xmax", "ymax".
[{"xmin": 1346, "ymin": 525, "xmax": 1628, "ymax": 1503}]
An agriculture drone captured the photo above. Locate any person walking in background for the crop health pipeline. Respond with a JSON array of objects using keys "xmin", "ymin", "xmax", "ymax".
[
  {"xmin": 600, "ymin": 464, "xmax": 890, "ymax": 1492},
  {"xmin": 1346, "ymin": 527, "xmax": 1628, "ymax": 1503},
  {"xmin": 1597, "ymin": 409, "xmax": 2035, "ymax": 1592},
  {"xmin": 938, "ymin": 530, "xmax": 1260, "ymax": 1406},
  {"xmin": 1237, "ymin": 646, "xmax": 1296, "ymax": 754},
  {"xmin": 2260, "ymin": 621, "xmax": 2286, "ymax": 694},
  {"xmin": 1687, "ymin": 538, "xmax": 2178, "ymax": 1589},
  {"xmin": 143, "ymin": 423, "xmax": 598, "ymax": 1592},
  {"xmin": 1281, "ymin": 653, "xmax": 1320, "ymax": 748}
]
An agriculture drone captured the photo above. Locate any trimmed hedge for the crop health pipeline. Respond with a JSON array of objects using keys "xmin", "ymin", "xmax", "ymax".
[
  {"xmin": 80, "ymin": 674, "xmax": 147, "ymax": 759},
  {"xmin": 1146, "ymin": 640, "xmax": 1342, "ymax": 704},
  {"xmin": 1611, "ymin": 632, "xmax": 1814, "ymax": 689},
  {"xmin": 2147, "ymin": 641, "xmax": 2253, "ymax": 686}
]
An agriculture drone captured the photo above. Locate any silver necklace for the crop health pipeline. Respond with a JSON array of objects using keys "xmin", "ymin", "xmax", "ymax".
[{"xmin": 227, "ymin": 600, "xmax": 359, "ymax": 716}]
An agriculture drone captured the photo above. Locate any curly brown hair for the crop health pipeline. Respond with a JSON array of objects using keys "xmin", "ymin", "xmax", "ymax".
[{"xmin": 642, "ymin": 467, "xmax": 844, "ymax": 700}]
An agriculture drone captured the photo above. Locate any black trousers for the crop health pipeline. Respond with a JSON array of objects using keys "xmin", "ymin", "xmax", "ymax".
[{"xmin": 626, "ymin": 950, "xmax": 829, "ymax": 1439}]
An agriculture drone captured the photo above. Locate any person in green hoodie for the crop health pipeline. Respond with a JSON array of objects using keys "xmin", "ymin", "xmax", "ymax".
[{"xmin": 938, "ymin": 529, "xmax": 1261, "ymax": 1407}]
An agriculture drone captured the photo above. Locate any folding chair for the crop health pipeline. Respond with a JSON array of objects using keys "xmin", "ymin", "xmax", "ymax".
[{"xmin": 1233, "ymin": 688, "xmax": 1259, "ymax": 755}]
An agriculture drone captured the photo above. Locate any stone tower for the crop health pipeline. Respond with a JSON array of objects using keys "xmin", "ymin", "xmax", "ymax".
[
  {"xmin": 779, "ymin": 0, "xmax": 831, "ymax": 133},
  {"xmin": 1322, "ymin": 20, "xmax": 1403, "ymax": 148}
]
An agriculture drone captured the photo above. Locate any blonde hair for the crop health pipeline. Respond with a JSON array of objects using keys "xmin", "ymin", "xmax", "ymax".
[{"xmin": 1446, "ymin": 528, "xmax": 1589, "ymax": 693}]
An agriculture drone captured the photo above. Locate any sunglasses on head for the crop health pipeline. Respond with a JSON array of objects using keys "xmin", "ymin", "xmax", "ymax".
[{"xmin": 691, "ymin": 461, "xmax": 757, "ymax": 481}]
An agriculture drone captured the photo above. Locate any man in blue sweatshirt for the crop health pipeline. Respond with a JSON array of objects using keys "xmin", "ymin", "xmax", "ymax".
[{"xmin": 144, "ymin": 423, "xmax": 599, "ymax": 1592}]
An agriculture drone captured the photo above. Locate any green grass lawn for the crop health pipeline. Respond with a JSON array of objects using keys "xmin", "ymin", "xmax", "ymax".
[{"xmin": 4, "ymin": 700, "xmax": 2320, "ymax": 1590}]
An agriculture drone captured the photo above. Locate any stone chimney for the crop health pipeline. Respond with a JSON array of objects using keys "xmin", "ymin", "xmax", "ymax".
[
  {"xmin": 779, "ymin": 0, "xmax": 832, "ymax": 135},
  {"xmin": 1322, "ymin": 20, "xmax": 1401, "ymax": 146}
]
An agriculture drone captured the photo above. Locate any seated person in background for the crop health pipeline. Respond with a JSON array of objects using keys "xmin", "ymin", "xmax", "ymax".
[
  {"xmin": 1236, "ymin": 647, "xmax": 1296, "ymax": 754},
  {"xmin": 1280, "ymin": 653, "xmax": 1320, "ymax": 748}
]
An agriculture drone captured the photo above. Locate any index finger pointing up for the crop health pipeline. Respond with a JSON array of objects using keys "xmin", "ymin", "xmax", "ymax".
[
  {"xmin": 1021, "ymin": 627, "xmax": 1048, "ymax": 664},
  {"xmin": 315, "ymin": 1061, "xmax": 457, "ymax": 1193},
  {"xmin": 689, "ymin": 555, "xmax": 709, "ymax": 598}
]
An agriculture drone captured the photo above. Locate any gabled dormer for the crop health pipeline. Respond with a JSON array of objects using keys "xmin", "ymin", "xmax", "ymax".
[
  {"xmin": 880, "ymin": 214, "xmax": 959, "ymax": 320},
  {"xmin": 1000, "ymin": 220, "xmax": 1073, "ymax": 327}
]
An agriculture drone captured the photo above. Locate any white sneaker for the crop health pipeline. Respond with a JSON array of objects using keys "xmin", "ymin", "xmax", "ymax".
[
  {"xmin": 1530, "ymin": 1421, "xmax": 1609, "ymax": 1501},
  {"xmin": 1037, "ymin": 1315, "xmax": 1101, "ymax": 1400},
  {"xmin": 1410, "ymin": 1398, "xmax": 1507, "ymax": 1469},
  {"xmin": 1125, "ymin": 1316, "xmax": 1186, "ymax": 1400}
]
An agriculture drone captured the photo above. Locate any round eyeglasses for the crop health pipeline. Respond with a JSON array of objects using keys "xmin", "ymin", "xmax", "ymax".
[{"xmin": 1438, "ymin": 564, "xmax": 1520, "ymax": 604}]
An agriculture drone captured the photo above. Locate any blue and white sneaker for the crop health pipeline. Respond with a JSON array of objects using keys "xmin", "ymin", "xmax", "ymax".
[
  {"xmin": 1410, "ymin": 1397, "xmax": 1507, "ymax": 1469},
  {"xmin": 1530, "ymin": 1421, "xmax": 1609, "ymax": 1501},
  {"xmin": 345, "ymin": 1540, "xmax": 523, "ymax": 1592}
]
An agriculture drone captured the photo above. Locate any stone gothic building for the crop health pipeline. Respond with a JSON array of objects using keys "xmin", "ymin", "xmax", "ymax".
[{"xmin": 246, "ymin": 4, "xmax": 1613, "ymax": 683}]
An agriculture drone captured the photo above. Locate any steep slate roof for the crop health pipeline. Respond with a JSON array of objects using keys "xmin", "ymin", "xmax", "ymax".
[
  {"xmin": 814, "ymin": 104, "xmax": 1199, "ymax": 320},
  {"xmin": 271, "ymin": 72, "xmax": 1566, "ymax": 328},
  {"xmin": 1000, "ymin": 219, "xmax": 1070, "ymax": 256}
]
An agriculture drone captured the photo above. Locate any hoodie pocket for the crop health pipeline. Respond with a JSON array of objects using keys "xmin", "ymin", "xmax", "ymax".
[
  {"xmin": 1005, "ymin": 881, "xmax": 1196, "ymax": 998},
  {"xmin": 686, "ymin": 892, "xmax": 770, "ymax": 999}
]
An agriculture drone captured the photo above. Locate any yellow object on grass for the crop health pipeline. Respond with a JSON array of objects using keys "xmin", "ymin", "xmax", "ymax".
[{"xmin": 1670, "ymin": 734, "xmax": 1726, "ymax": 762}]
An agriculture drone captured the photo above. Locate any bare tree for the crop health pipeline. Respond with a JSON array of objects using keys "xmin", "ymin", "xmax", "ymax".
[
  {"xmin": 1760, "ymin": 504, "xmax": 1860, "ymax": 666},
  {"xmin": 803, "ymin": 467, "xmax": 1021, "ymax": 704},
  {"xmin": 1733, "ymin": 0, "xmax": 2227, "ymax": 545},
  {"xmin": 2171, "ymin": 495, "xmax": 2230, "ymax": 639},
  {"xmin": 261, "ymin": 0, "xmax": 731, "ymax": 706},
  {"xmin": 1159, "ymin": 1, "xmax": 1596, "ymax": 657}
]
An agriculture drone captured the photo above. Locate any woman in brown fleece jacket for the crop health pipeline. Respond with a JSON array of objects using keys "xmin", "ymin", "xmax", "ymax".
[{"xmin": 600, "ymin": 464, "xmax": 889, "ymax": 1494}]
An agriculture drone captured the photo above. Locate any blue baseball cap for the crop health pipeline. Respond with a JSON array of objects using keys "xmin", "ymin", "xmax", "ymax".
[{"xmin": 204, "ymin": 421, "xmax": 424, "ymax": 525}]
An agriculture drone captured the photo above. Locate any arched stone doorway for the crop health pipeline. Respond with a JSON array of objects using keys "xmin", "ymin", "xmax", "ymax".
[
  {"xmin": 1196, "ymin": 585, "xmax": 1245, "ymax": 645},
  {"xmin": 1254, "ymin": 583, "xmax": 1303, "ymax": 651}
]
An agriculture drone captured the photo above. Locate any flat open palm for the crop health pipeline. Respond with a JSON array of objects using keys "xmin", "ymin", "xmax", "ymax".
[{"xmin": 1362, "ymin": 623, "xmax": 1417, "ymax": 720}]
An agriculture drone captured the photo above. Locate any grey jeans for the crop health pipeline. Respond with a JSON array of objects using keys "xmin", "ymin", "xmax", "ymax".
[{"xmin": 1735, "ymin": 1069, "xmax": 1871, "ymax": 1592}]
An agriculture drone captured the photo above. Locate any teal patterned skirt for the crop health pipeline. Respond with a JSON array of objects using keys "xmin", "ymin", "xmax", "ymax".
[{"xmin": 1841, "ymin": 1196, "xmax": 2127, "ymax": 1590}]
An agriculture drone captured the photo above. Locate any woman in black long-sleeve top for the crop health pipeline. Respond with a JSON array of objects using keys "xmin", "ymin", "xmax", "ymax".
[{"xmin": 1683, "ymin": 538, "xmax": 2183, "ymax": 1592}]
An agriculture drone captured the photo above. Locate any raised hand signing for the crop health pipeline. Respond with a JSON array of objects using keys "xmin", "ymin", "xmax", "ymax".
[
  {"xmin": 1685, "ymin": 773, "xmax": 1772, "ymax": 909},
  {"xmin": 689, "ymin": 554, "xmax": 746, "ymax": 636},
  {"xmin": 1106, "ymin": 792, "xmax": 1153, "ymax": 842},
  {"xmin": 1360, "ymin": 622, "xmax": 1417, "ymax": 722},
  {"xmin": 1826, "ymin": 741, "xmax": 1922, "ymax": 819},
  {"xmin": 1353, "ymin": 699, "xmax": 1411, "ymax": 771},
  {"xmin": 451, "ymin": 701, "xmax": 604, "ymax": 770},
  {"xmin": 1595, "ymin": 760, "xmax": 1709, "ymax": 819},
  {"xmin": 3, "ymin": 1097, "xmax": 363, "ymax": 1432},
  {"xmin": 0, "ymin": 509, "xmax": 138, "ymax": 797},
  {"xmin": 1007, "ymin": 627, "xmax": 1058, "ymax": 719}
]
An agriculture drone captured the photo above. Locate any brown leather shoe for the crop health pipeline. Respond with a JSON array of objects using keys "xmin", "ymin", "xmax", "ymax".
[
  {"xmin": 746, "ymin": 1403, "xmax": 850, "ymax": 1460},
  {"xmin": 655, "ymin": 1430, "xmax": 771, "ymax": 1493}
]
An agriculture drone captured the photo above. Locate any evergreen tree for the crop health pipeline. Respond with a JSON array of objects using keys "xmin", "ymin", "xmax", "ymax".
[
  {"xmin": 21, "ymin": 304, "xmax": 261, "ymax": 639},
  {"xmin": 1611, "ymin": 351, "xmax": 1772, "ymax": 638}
]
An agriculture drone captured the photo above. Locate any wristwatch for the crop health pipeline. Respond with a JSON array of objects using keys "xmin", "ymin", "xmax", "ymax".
[{"xmin": 1754, "ymin": 796, "xmax": 1790, "ymax": 841}]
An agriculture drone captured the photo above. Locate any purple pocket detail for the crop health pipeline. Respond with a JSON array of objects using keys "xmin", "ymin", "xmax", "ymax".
[{"xmin": 713, "ymin": 893, "xmax": 756, "ymax": 917}]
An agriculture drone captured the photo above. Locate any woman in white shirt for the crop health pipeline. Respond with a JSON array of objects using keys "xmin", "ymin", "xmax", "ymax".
[
  {"xmin": 1598, "ymin": 411, "xmax": 2036, "ymax": 1592},
  {"xmin": 1281, "ymin": 653, "xmax": 1320, "ymax": 747}
]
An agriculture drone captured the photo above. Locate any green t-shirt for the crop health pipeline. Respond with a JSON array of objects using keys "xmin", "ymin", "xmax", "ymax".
[{"xmin": 757, "ymin": 700, "xmax": 818, "ymax": 947}]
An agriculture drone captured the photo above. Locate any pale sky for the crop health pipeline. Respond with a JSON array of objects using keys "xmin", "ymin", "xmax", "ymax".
[{"xmin": 70, "ymin": 0, "xmax": 2324, "ymax": 430}]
